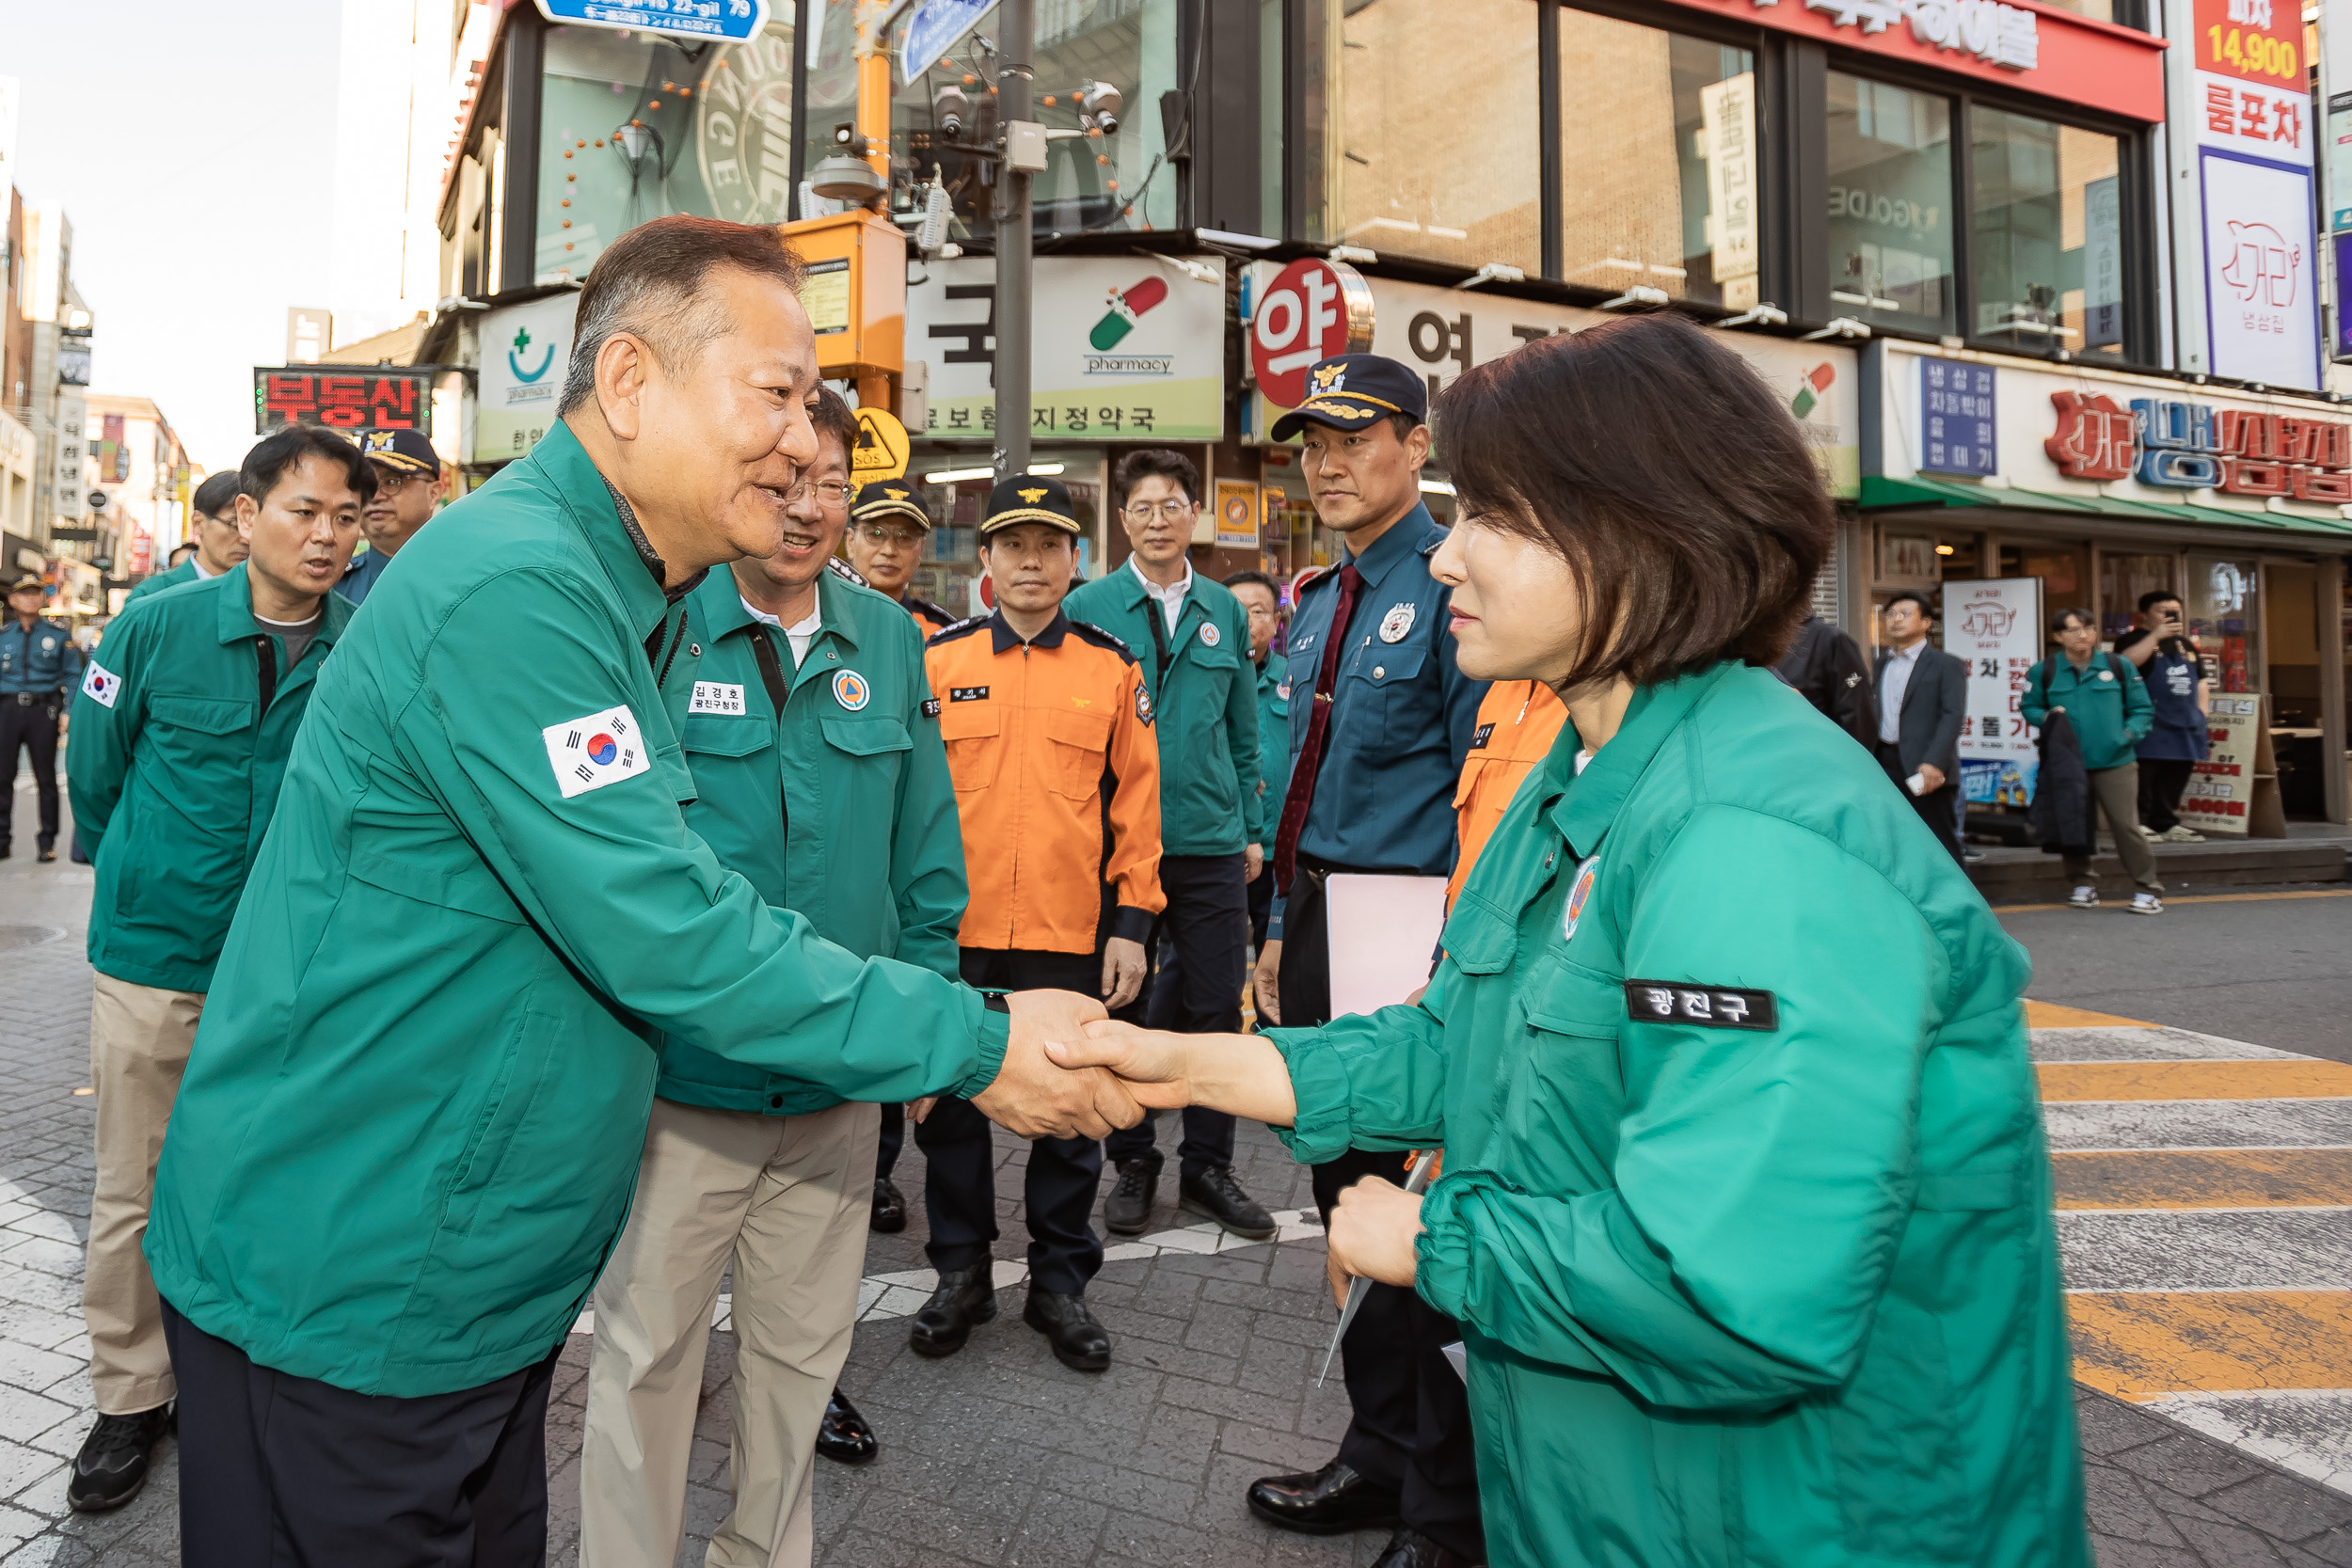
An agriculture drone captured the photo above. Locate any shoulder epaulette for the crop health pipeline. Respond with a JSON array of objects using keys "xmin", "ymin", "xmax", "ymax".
[
  {"xmin": 1070, "ymin": 620, "xmax": 1136, "ymax": 663},
  {"xmin": 826, "ymin": 556, "xmax": 871, "ymax": 588},
  {"xmin": 928, "ymin": 615, "xmax": 989, "ymax": 647}
]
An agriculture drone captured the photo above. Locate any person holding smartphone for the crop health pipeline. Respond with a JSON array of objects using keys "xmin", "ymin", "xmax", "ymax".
[{"xmin": 2114, "ymin": 592, "xmax": 2212, "ymax": 842}]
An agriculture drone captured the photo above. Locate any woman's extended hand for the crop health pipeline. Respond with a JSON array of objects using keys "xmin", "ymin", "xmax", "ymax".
[
  {"xmin": 1046, "ymin": 1020, "xmax": 1198, "ymax": 1109},
  {"xmin": 1048, "ymin": 1023, "xmax": 1304, "ymax": 1126},
  {"xmin": 1326, "ymin": 1176, "xmax": 1427, "ymax": 1307}
]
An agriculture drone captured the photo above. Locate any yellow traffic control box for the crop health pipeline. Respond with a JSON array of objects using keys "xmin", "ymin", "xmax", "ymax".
[{"xmin": 779, "ymin": 211, "xmax": 906, "ymax": 388}]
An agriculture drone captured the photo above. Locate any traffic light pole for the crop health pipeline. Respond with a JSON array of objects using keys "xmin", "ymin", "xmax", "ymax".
[{"xmin": 993, "ymin": 0, "xmax": 1035, "ymax": 480}]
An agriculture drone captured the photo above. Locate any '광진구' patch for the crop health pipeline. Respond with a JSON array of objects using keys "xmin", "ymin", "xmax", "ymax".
[{"xmin": 1622, "ymin": 981, "xmax": 1777, "ymax": 1031}]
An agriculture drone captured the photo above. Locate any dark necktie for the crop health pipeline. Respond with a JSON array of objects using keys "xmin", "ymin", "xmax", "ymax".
[{"xmin": 1271, "ymin": 562, "xmax": 1365, "ymax": 893}]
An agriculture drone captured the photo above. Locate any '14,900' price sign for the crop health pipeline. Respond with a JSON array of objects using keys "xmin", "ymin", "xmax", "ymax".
[{"xmin": 255, "ymin": 369, "xmax": 435, "ymax": 436}]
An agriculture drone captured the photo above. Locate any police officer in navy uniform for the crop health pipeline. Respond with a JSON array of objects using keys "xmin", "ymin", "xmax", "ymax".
[
  {"xmin": 1250, "ymin": 356, "xmax": 1488, "ymax": 1568},
  {"xmin": 0, "ymin": 575, "xmax": 84, "ymax": 861}
]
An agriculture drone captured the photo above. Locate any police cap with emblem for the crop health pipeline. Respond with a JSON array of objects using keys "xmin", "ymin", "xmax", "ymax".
[
  {"xmin": 850, "ymin": 479, "xmax": 932, "ymax": 531},
  {"xmin": 360, "ymin": 428, "xmax": 441, "ymax": 477},
  {"xmin": 978, "ymin": 473, "xmax": 1083, "ymax": 538},
  {"xmin": 1269, "ymin": 353, "xmax": 1428, "ymax": 443},
  {"xmin": 8, "ymin": 575, "xmax": 45, "ymax": 595}
]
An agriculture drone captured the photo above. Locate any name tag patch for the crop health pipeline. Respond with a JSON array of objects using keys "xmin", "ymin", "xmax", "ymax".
[
  {"xmin": 951, "ymin": 686, "xmax": 990, "ymax": 703},
  {"xmin": 81, "ymin": 662, "xmax": 120, "ymax": 709},
  {"xmin": 1470, "ymin": 721, "xmax": 1495, "ymax": 751},
  {"xmin": 690, "ymin": 681, "xmax": 747, "ymax": 716},
  {"xmin": 543, "ymin": 704, "xmax": 651, "ymax": 799},
  {"xmin": 1624, "ymin": 981, "xmax": 1777, "ymax": 1031},
  {"xmin": 921, "ymin": 697, "xmax": 942, "ymax": 718}
]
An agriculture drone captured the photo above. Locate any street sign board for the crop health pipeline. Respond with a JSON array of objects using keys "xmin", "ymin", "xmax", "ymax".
[
  {"xmin": 902, "ymin": 0, "xmax": 993, "ymax": 82},
  {"xmin": 254, "ymin": 369, "xmax": 434, "ymax": 436},
  {"xmin": 1247, "ymin": 258, "xmax": 1375, "ymax": 410},
  {"xmin": 532, "ymin": 0, "xmax": 771, "ymax": 41},
  {"xmin": 852, "ymin": 407, "xmax": 910, "ymax": 481}
]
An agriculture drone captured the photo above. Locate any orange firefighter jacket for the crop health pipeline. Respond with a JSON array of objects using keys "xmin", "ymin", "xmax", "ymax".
[
  {"xmin": 926, "ymin": 609, "xmax": 1165, "ymax": 954},
  {"xmin": 1446, "ymin": 678, "xmax": 1569, "ymax": 908}
]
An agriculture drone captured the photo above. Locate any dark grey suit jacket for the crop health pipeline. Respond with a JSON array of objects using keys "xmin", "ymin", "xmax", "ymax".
[{"xmin": 1873, "ymin": 641, "xmax": 1967, "ymax": 778}]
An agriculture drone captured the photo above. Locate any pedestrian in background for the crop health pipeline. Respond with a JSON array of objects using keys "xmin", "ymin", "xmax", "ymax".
[
  {"xmin": 335, "ymin": 429, "xmax": 443, "ymax": 606},
  {"xmin": 2024, "ymin": 607, "xmax": 2162, "ymax": 913},
  {"xmin": 126, "ymin": 470, "xmax": 247, "ymax": 603},
  {"xmin": 1069, "ymin": 449, "xmax": 1272, "ymax": 1243},
  {"xmin": 846, "ymin": 479, "xmax": 956, "ymax": 639},
  {"xmin": 0, "ymin": 574, "xmax": 82, "ymax": 862},
  {"xmin": 2113, "ymin": 591, "xmax": 2209, "ymax": 842},
  {"xmin": 1225, "ymin": 569, "xmax": 1288, "ymax": 950},
  {"xmin": 912, "ymin": 475, "xmax": 1165, "ymax": 1373},
  {"xmin": 581, "ymin": 388, "xmax": 958, "ymax": 1566},
  {"xmin": 1775, "ymin": 609, "xmax": 1875, "ymax": 748},
  {"xmin": 63, "ymin": 425, "xmax": 369, "ymax": 1513},
  {"xmin": 1871, "ymin": 591, "xmax": 1968, "ymax": 863},
  {"xmin": 1254, "ymin": 354, "xmax": 1489, "ymax": 1568}
]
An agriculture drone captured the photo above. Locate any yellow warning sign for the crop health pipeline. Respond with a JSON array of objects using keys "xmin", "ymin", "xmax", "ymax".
[{"xmin": 851, "ymin": 407, "xmax": 910, "ymax": 483}]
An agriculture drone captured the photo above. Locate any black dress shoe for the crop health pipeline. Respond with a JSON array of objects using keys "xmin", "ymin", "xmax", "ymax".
[
  {"xmin": 814, "ymin": 1385, "xmax": 878, "ymax": 1465},
  {"xmin": 67, "ymin": 1403, "xmax": 174, "ymax": 1513},
  {"xmin": 908, "ymin": 1265, "xmax": 995, "ymax": 1357},
  {"xmin": 1103, "ymin": 1157, "xmax": 1158, "ymax": 1236},
  {"xmin": 1246, "ymin": 1459, "xmax": 1401, "ymax": 1535},
  {"xmin": 1022, "ymin": 1287, "xmax": 1111, "ymax": 1371},
  {"xmin": 37, "ymin": 847, "xmax": 56, "ymax": 863},
  {"xmin": 1371, "ymin": 1525, "xmax": 1480, "ymax": 1567},
  {"xmin": 870, "ymin": 1177, "xmax": 906, "ymax": 1233},
  {"xmin": 1180, "ymin": 1164, "xmax": 1276, "ymax": 1240}
]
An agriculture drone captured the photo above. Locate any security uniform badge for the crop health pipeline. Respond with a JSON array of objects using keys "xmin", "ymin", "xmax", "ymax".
[
  {"xmin": 1200, "ymin": 622, "xmax": 1220, "ymax": 648},
  {"xmin": 1276, "ymin": 681, "xmax": 1291, "ymax": 700},
  {"xmin": 1562, "ymin": 857, "xmax": 1599, "ymax": 942},
  {"xmin": 1136, "ymin": 684, "xmax": 1154, "ymax": 725},
  {"xmin": 1378, "ymin": 603, "xmax": 1415, "ymax": 643},
  {"xmin": 1622, "ymin": 980, "xmax": 1778, "ymax": 1031}
]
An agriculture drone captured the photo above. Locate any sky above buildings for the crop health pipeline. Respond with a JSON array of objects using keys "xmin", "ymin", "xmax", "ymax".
[{"xmin": 7, "ymin": 0, "xmax": 344, "ymax": 473}]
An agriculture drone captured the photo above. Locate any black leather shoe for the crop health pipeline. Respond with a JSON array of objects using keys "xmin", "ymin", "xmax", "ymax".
[
  {"xmin": 870, "ymin": 1177, "xmax": 906, "ymax": 1233},
  {"xmin": 814, "ymin": 1385, "xmax": 878, "ymax": 1465},
  {"xmin": 909, "ymin": 1265, "xmax": 996, "ymax": 1357},
  {"xmin": 1371, "ymin": 1525, "xmax": 1480, "ymax": 1567},
  {"xmin": 37, "ymin": 846, "xmax": 56, "ymax": 863},
  {"xmin": 1180, "ymin": 1164, "xmax": 1276, "ymax": 1240},
  {"xmin": 1246, "ymin": 1459, "xmax": 1401, "ymax": 1535},
  {"xmin": 1023, "ymin": 1287, "xmax": 1111, "ymax": 1371},
  {"xmin": 1103, "ymin": 1157, "xmax": 1158, "ymax": 1236},
  {"xmin": 67, "ymin": 1403, "xmax": 174, "ymax": 1513}
]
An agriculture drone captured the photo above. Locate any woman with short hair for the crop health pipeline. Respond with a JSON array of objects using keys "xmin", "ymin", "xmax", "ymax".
[{"xmin": 1057, "ymin": 312, "xmax": 2085, "ymax": 1568}]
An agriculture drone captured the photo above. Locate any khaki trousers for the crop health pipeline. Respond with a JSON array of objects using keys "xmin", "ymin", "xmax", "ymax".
[
  {"xmin": 2065, "ymin": 761, "xmax": 2165, "ymax": 894},
  {"xmin": 84, "ymin": 973, "xmax": 203, "ymax": 1415},
  {"xmin": 581, "ymin": 1097, "xmax": 877, "ymax": 1568}
]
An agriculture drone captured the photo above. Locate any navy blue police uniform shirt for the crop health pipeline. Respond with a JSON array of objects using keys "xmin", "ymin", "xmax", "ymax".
[
  {"xmin": 0, "ymin": 618, "xmax": 85, "ymax": 697},
  {"xmin": 1268, "ymin": 501, "xmax": 1488, "ymax": 940}
]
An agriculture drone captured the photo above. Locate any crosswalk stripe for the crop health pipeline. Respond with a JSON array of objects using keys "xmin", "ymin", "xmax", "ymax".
[
  {"xmin": 2055, "ymin": 1148, "xmax": 2352, "ymax": 1211},
  {"xmin": 2068, "ymin": 1291, "xmax": 2352, "ymax": 1402},
  {"xmin": 2043, "ymin": 1098, "xmax": 2352, "ymax": 1150},
  {"xmin": 2032, "ymin": 1025, "xmax": 2301, "ymax": 1063},
  {"xmin": 2038, "ymin": 1059, "xmax": 2352, "ymax": 1101},
  {"xmin": 2056, "ymin": 1210, "xmax": 2352, "ymax": 1291}
]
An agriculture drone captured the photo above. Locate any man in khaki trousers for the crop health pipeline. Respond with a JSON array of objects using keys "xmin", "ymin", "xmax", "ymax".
[{"xmin": 581, "ymin": 390, "xmax": 969, "ymax": 1566}]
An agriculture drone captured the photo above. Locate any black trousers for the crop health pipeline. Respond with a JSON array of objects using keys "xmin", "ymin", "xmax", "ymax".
[
  {"xmin": 1105, "ymin": 852, "xmax": 1250, "ymax": 1181},
  {"xmin": 916, "ymin": 946, "xmax": 1122, "ymax": 1297},
  {"xmin": 1278, "ymin": 865, "xmax": 1484, "ymax": 1561},
  {"xmin": 1877, "ymin": 744, "xmax": 1964, "ymax": 864},
  {"xmin": 0, "ymin": 697, "xmax": 62, "ymax": 849},
  {"xmin": 876, "ymin": 1099, "xmax": 904, "ymax": 1181},
  {"xmin": 164, "ymin": 1300, "xmax": 558, "ymax": 1568},
  {"xmin": 1247, "ymin": 853, "xmax": 1274, "ymax": 950},
  {"xmin": 2139, "ymin": 756, "xmax": 2197, "ymax": 833}
]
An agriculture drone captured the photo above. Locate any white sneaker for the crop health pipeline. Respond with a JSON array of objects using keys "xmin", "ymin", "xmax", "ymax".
[
  {"xmin": 2068, "ymin": 885, "xmax": 2100, "ymax": 909},
  {"xmin": 2131, "ymin": 892, "xmax": 2164, "ymax": 915},
  {"xmin": 2163, "ymin": 826, "xmax": 2206, "ymax": 844}
]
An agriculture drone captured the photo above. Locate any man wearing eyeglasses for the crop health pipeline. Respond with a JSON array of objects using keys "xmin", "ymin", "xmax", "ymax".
[
  {"xmin": 845, "ymin": 480, "xmax": 956, "ymax": 638},
  {"xmin": 1065, "ymin": 450, "xmax": 1273, "ymax": 1243},
  {"xmin": 336, "ymin": 430, "xmax": 443, "ymax": 607}
]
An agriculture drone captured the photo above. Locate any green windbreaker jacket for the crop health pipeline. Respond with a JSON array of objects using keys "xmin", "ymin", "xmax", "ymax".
[
  {"xmin": 1268, "ymin": 660, "xmax": 2085, "ymax": 1568},
  {"xmin": 2022, "ymin": 651, "xmax": 2153, "ymax": 772}
]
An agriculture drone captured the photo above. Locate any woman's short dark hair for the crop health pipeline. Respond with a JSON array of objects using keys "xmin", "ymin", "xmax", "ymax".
[
  {"xmin": 241, "ymin": 426, "xmax": 378, "ymax": 508},
  {"xmin": 810, "ymin": 387, "xmax": 858, "ymax": 467},
  {"xmin": 2052, "ymin": 606, "xmax": 2095, "ymax": 633},
  {"xmin": 192, "ymin": 470, "xmax": 243, "ymax": 520},
  {"xmin": 1432, "ymin": 312, "xmax": 1831, "ymax": 689},
  {"xmin": 1111, "ymin": 449, "xmax": 1200, "ymax": 514}
]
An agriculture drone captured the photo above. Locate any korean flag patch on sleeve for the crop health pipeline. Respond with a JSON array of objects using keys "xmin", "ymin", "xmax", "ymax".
[
  {"xmin": 80, "ymin": 662, "xmax": 120, "ymax": 709},
  {"xmin": 543, "ymin": 704, "xmax": 652, "ymax": 799}
]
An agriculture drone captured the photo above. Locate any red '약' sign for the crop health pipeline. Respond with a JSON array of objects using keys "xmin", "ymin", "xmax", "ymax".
[{"xmin": 254, "ymin": 369, "xmax": 434, "ymax": 436}]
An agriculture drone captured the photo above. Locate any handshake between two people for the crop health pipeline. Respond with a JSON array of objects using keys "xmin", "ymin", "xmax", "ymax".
[{"xmin": 966, "ymin": 991, "xmax": 1300, "ymax": 1143}]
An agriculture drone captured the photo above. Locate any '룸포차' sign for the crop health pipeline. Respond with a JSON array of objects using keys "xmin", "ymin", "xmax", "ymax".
[{"xmin": 256, "ymin": 369, "xmax": 435, "ymax": 436}]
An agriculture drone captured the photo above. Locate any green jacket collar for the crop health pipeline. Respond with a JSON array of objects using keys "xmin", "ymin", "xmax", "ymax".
[
  {"xmin": 211, "ymin": 563, "xmax": 355, "ymax": 654},
  {"xmin": 1339, "ymin": 502, "xmax": 1440, "ymax": 592},
  {"xmin": 697, "ymin": 567, "xmax": 865, "ymax": 655},
  {"xmin": 1546, "ymin": 661, "xmax": 1735, "ymax": 859},
  {"xmin": 530, "ymin": 421, "xmax": 699, "ymax": 641}
]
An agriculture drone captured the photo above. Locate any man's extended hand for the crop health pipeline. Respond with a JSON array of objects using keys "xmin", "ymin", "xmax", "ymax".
[
  {"xmin": 1252, "ymin": 940, "xmax": 1282, "ymax": 1025},
  {"xmin": 971, "ymin": 989, "xmax": 1142, "ymax": 1139},
  {"xmin": 1100, "ymin": 937, "xmax": 1148, "ymax": 1010}
]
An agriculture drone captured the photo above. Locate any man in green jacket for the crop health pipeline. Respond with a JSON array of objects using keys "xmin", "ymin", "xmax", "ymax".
[
  {"xmin": 126, "ymin": 469, "xmax": 248, "ymax": 603},
  {"xmin": 580, "ymin": 388, "xmax": 958, "ymax": 1566},
  {"xmin": 1068, "ymin": 449, "xmax": 1271, "ymax": 1242},
  {"xmin": 65, "ymin": 424, "xmax": 368, "ymax": 1514},
  {"xmin": 142, "ymin": 215, "xmax": 1129, "ymax": 1563},
  {"xmin": 2022, "ymin": 605, "xmax": 2161, "ymax": 913},
  {"xmin": 1225, "ymin": 569, "xmax": 1290, "ymax": 948}
]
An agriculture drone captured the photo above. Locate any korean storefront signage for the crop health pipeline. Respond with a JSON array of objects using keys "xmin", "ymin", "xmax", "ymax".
[
  {"xmin": 97, "ymin": 413, "xmax": 129, "ymax": 484},
  {"xmin": 2199, "ymin": 152, "xmax": 2321, "ymax": 388},
  {"xmin": 57, "ymin": 327, "xmax": 91, "ymax": 388},
  {"xmin": 1919, "ymin": 359, "xmax": 1996, "ymax": 476},
  {"xmin": 49, "ymin": 392, "xmax": 85, "ymax": 517},
  {"xmin": 476, "ymin": 293, "xmax": 576, "ymax": 464},
  {"xmin": 1803, "ymin": 0, "xmax": 2037, "ymax": 71},
  {"xmin": 2192, "ymin": 0, "xmax": 2310, "ymax": 164},
  {"xmin": 254, "ymin": 369, "xmax": 435, "ymax": 436},
  {"xmin": 2046, "ymin": 390, "xmax": 2352, "ymax": 500},
  {"xmin": 1213, "ymin": 480, "xmax": 1261, "ymax": 550},
  {"xmin": 2179, "ymin": 691, "xmax": 2265, "ymax": 835},
  {"xmin": 1945, "ymin": 578, "xmax": 2043, "ymax": 807},
  {"xmin": 906, "ymin": 256, "xmax": 1227, "ymax": 442},
  {"xmin": 1248, "ymin": 259, "xmax": 1375, "ymax": 409},
  {"xmin": 1698, "ymin": 76, "xmax": 1760, "ymax": 311},
  {"xmin": 532, "ymin": 0, "xmax": 771, "ymax": 43}
]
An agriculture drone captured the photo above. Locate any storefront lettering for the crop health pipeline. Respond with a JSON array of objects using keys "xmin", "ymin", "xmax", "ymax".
[
  {"xmin": 2046, "ymin": 388, "xmax": 2352, "ymax": 499},
  {"xmin": 1795, "ymin": 0, "xmax": 2038, "ymax": 71}
]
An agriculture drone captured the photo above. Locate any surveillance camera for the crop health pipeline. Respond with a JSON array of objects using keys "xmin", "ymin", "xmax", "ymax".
[
  {"xmin": 1077, "ymin": 81, "xmax": 1121, "ymax": 134},
  {"xmin": 932, "ymin": 85, "xmax": 970, "ymax": 139}
]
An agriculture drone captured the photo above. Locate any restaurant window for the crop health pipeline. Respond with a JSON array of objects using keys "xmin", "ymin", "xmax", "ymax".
[
  {"xmin": 536, "ymin": 21, "xmax": 799, "ymax": 284},
  {"xmin": 2098, "ymin": 551, "xmax": 2173, "ymax": 640},
  {"xmin": 1326, "ymin": 0, "xmax": 1540, "ymax": 270},
  {"xmin": 1558, "ymin": 18, "xmax": 1756, "ymax": 307},
  {"xmin": 2186, "ymin": 555, "xmax": 2261, "ymax": 692},
  {"xmin": 1973, "ymin": 109, "xmax": 2127, "ymax": 358},
  {"xmin": 1827, "ymin": 72, "xmax": 1955, "ymax": 335}
]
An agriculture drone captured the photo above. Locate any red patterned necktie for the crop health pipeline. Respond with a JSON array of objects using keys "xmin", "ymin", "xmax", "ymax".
[{"xmin": 1271, "ymin": 562, "xmax": 1365, "ymax": 893}]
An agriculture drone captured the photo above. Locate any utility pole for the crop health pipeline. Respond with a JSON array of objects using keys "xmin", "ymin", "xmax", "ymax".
[{"xmin": 993, "ymin": 0, "xmax": 1038, "ymax": 479}]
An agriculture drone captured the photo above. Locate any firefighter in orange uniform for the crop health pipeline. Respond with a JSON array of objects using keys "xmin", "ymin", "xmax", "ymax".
[
  {"xmin": 1445, "ymin": 679, "xmax": 1568, "ymax": 907},
  {"xmin": 909, "ymin": 475, "xmax": 1166, "ymax": 1373}
]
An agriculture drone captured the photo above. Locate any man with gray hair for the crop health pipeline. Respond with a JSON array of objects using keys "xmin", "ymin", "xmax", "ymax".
[{"xmin": 141, "ymin": 214, "xmax": 1136, "ymax": 1563}]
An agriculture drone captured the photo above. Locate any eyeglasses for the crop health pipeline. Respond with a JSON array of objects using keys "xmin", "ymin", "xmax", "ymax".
[
  {"xmin": 855, "ymin": 523, "xmax": 925, "ymax": 547},
  {"xmin": 1123, "ymin": 500, "xmax": 1193, "ymax": 523},
  {"xmin": 787, "ymin": 478, "xmax": 854, "ymax": 505}
]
